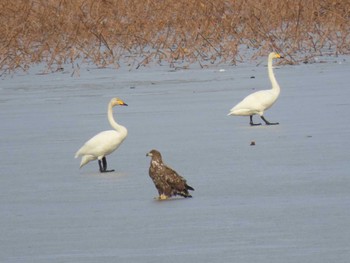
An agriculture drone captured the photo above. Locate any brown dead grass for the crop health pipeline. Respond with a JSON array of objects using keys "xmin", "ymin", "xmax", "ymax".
[{"xmin": 1, "ymin": 0, "xmax": 349, "ymax": 74}]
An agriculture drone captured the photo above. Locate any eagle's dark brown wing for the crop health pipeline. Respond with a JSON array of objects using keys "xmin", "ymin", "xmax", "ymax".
[{"xmin": 163, "ymin": 165, "xmax": 194, "ymax": 198}]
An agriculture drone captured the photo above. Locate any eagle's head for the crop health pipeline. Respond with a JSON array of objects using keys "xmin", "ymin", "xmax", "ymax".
[
  {"xmin": 146, "ymin": 149, "xmax": 162, "ymax": 160},
  {"xmin": 146, "ymin": 149, "xmax": 163, "ymax": 168}
]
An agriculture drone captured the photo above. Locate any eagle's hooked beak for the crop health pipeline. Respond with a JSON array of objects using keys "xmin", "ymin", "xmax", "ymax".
[{"xmin": 146, "ymin": 152, "xmax": 152, "ymax": 157}]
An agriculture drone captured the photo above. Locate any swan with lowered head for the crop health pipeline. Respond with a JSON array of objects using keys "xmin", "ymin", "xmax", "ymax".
[
  {"xmin": 228, "ymin": 52, "xmax": 283, "ymax": 126},
  {"xmin": 75, "ymin": 97, "xmax": 128, "ymax": 173}
]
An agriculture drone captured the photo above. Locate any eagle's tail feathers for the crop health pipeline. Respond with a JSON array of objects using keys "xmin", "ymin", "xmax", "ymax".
[
  {"xmin": 177, "ymin": 190, "xmax": 192, "ymax": 198},
  {"xmin": 186, "ymin": 184, "xmax": 194, "ymax": 191}
]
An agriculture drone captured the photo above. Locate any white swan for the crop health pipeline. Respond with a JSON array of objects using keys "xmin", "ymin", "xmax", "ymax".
[
  {"xmin": 228, "ymin": 52, "xmax": 283, "ymax": 126},
  {"xmin": 75, "ymin": 98, "xmax": 128, "ymax": 172}
]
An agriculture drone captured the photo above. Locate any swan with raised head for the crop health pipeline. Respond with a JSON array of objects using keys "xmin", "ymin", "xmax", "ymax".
[
  {"xmin": 75, "ymin": 98, "xmax": 128, "ymax": 173},
  {"xmin": 228, "ymin": 52, "xmax": 283, "ymax": 126}
]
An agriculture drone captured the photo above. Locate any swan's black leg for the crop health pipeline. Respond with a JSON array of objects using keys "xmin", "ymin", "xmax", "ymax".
[
  {"xmin": 261, "ymin": 116, "xmax": 279, "ymax": 125},
  {"xmin": 250, "ymin": 115, "xmax": 261, "ymax": 126},
  {"xmin": 100, "ymin": 157, "xmax": 115, "ymax": 173},
  {"xmin": 98, "ymin": 159, "xmax": 104, "ymax": 172}
]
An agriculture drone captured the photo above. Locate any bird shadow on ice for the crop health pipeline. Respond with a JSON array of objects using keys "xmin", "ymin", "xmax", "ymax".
[
  {"xmin": 152, "ymin": 197, "xmax": 193, "ymax": 203},
  {"xmin": 233, "ymin": 123, "xmax": 283, "ymax": 132},
  {"xmin": 234, "ymin": 120, "xmax": 283, "ymax": 128},
  {"xmin": 79, "ymin": 171, "xmax": 129, "ymax": 180}
]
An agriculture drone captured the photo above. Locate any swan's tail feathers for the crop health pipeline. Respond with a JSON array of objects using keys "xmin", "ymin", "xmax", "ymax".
[
  {"xmin": 228, "ymin": 109, "xmax": 238, "ymax": 116},
  {"xmin": 228, "ymin": 108, "xmax": 253, "ymax": 116},
  {"xmin": 75, "ymin": 148, "xmax": 83, "ymax": 159},
  {"xmin": 79, "ymin": 155, "xmax": 96, "ymax": 168},
  {"xmin": 227, "ymin": 106, "xmax": 238, "ymax": 116}
]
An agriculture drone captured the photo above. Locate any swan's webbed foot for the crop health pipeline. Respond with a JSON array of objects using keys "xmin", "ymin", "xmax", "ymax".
[
  {"xmin": 250, "ymin": 122, "xmax": 262, "ymax": 126},
  {"xmin": 98, "ymin": 157, "xmax": 114, "ymax": 173},
  {"xmin": 249, "ymin": 115, "xmax": 262, "ymax": 126},
  {"xmin": 261, "ymin": 116, "xmax": 279, "ymax": 125},
  {"xmin": 101, "ymin": 170, "xmax": 115, "ymax": 173}
]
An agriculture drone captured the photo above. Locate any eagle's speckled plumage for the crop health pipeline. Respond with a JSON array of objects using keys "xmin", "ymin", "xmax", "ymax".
[{"xmin": 146, "ymin": 149, "xmax": 194, "ymax": 199}]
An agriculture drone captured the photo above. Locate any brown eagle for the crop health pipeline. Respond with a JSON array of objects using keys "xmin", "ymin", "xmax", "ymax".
[{"xmin": 146, "ymin": 149, "xmax": 194, "ymax": 200}]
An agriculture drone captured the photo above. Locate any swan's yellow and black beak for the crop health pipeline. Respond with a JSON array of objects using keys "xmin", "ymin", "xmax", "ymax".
[
  {"xmin": 117, "ymin": 99, "xmax": 128, "ymax": 106},
  {"xmin": 276, "ymin": 53, "xmax": 284, "ymax": 59}
]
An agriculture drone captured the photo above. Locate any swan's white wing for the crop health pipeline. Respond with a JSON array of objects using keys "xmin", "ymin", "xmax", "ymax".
[
  {"xmin": 229, "ymin": 90, "xmax": 277, "ymax": 116},
  {"xmin": 75, "ymin": 130, "xmax": 126, "ymax": 159}
]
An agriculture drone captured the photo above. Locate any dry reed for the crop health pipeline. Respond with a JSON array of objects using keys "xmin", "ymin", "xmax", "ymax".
[{"xmin": 1, "ymin": 0, "xmax": 349, "ymax": 75}]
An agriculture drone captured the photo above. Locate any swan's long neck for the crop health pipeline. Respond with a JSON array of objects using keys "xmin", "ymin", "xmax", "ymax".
[
  {"xmin": 268, "ymin": 55, "xmax": 280, "ymax": 95},
  {"xmin": 108, "ymin": 103, "xmax": 127, "ymax": 135}
]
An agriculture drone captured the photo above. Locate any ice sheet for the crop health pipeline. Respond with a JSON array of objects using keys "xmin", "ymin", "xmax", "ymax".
[{"xmin": 1, "ymin": 57, "xmax": 350, "ymax": 262}]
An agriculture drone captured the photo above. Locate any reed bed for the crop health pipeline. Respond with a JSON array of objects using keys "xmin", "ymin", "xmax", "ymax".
[{"xmin": 1, "ymin": 0, "xmax": 349, "ymax": 75}]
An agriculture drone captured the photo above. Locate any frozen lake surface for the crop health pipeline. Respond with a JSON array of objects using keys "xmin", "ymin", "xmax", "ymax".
[{"xmin": 1, "ymin": 57, "xmax": 350, "ymax": 262}]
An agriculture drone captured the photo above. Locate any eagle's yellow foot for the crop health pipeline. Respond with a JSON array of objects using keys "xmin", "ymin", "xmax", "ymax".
[{"xmin": 158, "ymin": 194, "xmax": 168, "ymax": 200}]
